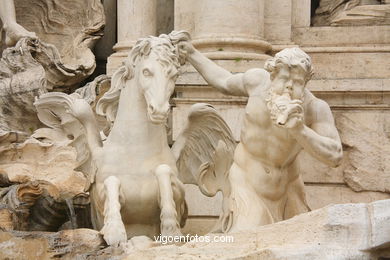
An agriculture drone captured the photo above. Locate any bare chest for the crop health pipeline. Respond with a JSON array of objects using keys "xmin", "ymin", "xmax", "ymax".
[{"xmin": 240, "ymin": 96, "xmax": 302, "ymax": 167}]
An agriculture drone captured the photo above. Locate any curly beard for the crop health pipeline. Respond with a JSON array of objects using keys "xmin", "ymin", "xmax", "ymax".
[{"xmin": 265, "ymin": 88, "xmax": 304, "ymax": 126}]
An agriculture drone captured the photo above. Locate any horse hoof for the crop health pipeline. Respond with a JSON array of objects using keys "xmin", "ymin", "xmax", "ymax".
[
  {"xmin": 129, "ymin": 236, "xmax": 155, "ymax": 250},
  {"xmin": 161, "ymin": 225, "xmax": 183, "ymax": 237},
  {"xmin": 100, "ymin": 220, "xmax": 127, "ymax": 246}
]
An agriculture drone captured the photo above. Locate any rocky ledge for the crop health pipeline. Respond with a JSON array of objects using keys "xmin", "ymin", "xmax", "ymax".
[{"xmin": 1, "ymin": 199, "xmax": 389, "ymax": 259}]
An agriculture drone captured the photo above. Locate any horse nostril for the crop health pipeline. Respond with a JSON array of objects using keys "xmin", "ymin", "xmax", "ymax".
[
  {"xmin": 148, "ymin": 104, "xmax": 156, "ymax": 113},
  {"xmin": 286, "ymin": 81, "xmax": 293, "ymax": 89}
]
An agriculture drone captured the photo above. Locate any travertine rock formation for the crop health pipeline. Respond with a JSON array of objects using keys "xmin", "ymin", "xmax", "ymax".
[
  {"xmin": 121, "ymin": 199, "xmax": 390, "ymax": 259},
  {"xmin": 0, "ymin": 135, "xmax": 89, "ymax": 232},
  {"xmin": 1, "ymin": 200, "xmax": 388, "ymax": 259},
  {"xmin": 0, "ymin": 38, "xmax": 47, "ymax": 135},
  {"xmin": 0, "ymin": 0, "xmax": 105, "ymax": 235},
  {"xmin": 337, "ymin": 112, "xmax": 390, "ymax": 193},
  {"xmin": 0, "ymin": 0, "xmax": 105, "ymax": 136},
  {"xmin": 313, "ymin": 0, "xmax": 390, "ymax": 26},
  {"xmin": 0, "ymin": 36, "xmax": 109, "ymax": 136},
  {"xmin": 0, "ymin": 137, "xmax": 86, "ymax": 196},
  {"xmin": 0, "ymin": 229, "xmax": 105, "ymax": 259},
  {"xmin": 11, "ymin": 0, "xmax": 105, "ymax": 90}
]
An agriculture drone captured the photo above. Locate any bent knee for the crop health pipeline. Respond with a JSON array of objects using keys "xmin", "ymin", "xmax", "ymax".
[
  {"xmin": 103, "ymin": 176, "xmax": 121, "ymax": 189},
  {"xmin": 154, "ymin": 164, "xmax": 172, "ymax": 177}
]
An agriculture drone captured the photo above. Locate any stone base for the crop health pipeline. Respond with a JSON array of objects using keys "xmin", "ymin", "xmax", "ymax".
[
  {"xmin": 2, "ymin": 200, "xmax": 389, "ymax": 259},
  {"xmin": 0, "ymin": 229, "xmax": 105, "ymax": 259},
  {"xmin": 123, "ymin": 199, "xmax": 390, "ymax": 259}
]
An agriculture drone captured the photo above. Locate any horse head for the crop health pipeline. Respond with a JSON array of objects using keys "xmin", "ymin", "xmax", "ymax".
[
  {"xmin": 96, "ymin": 31, "xmax": 190, "ymax": 125},
  {"xmin": 130, "ymin": 32, "xmax": 191, "ymax": 124},
  {"xmin": 134, "ymin": 42, "xmax": 177, "ymax": 123}
]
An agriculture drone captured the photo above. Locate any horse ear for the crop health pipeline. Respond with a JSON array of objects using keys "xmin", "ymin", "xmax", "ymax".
[{"xmin": 140, "ymin": 41, "xmax": 152, "ymax": 56}]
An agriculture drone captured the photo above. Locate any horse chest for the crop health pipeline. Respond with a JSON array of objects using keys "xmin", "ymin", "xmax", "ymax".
[
  {"xmin": 108, "ymin": 174, "xmax": 161, "ymax": 223},
  {"xmin": 97, "ymin": 144, "xmax": 176, "ymax": 177}
]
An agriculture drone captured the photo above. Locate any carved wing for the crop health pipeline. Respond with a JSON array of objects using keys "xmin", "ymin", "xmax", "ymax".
[
  {"xmin": 34, "ymin": 92, "xmax": 101, "ymax": 190},
  {"xmin": 172, "ymin": 103, "xmax": 236, "ymax": 197},
  {"xmin": 75, "ymin": 74, "xmax": 112, "ymax": 137}
]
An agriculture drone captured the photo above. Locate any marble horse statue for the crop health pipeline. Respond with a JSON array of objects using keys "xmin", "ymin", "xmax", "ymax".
[{"xmin": 33, "ymin": 31, "xmax": 236, "ymax": 246}]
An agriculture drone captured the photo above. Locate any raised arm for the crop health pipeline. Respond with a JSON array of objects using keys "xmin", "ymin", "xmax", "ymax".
[
  {"xmin": 290, "ymin": 96, "xmax": 343, "ymax": 167},
  {"xmin": 179, "ymin": 41, "xmax": 250, "ymax": 96},
  {"xmin": 0, "ymin": 0, "xmax": 36, "ymax": 46},
  {"xmin": 0, "ymin": 0, "xmax": 17, "ymax": 25}
]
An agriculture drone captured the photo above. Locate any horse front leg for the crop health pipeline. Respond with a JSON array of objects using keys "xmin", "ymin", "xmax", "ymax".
[
  {"xmin": 154, "ymin": 164, "xmax": 183, "ymax": 237},
  {"xmin": 100, "ymin": 176, "xmax": 127, "ymax": 246}
]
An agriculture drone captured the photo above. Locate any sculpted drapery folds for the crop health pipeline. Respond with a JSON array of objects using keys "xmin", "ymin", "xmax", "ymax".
[{"xmin": 179, "ymin": 40, "xmax": 343, "ymax": 232}]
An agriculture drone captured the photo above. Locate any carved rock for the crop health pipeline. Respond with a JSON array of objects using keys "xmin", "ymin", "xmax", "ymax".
[
  {"xmin": 8, "ymin": 0, "xmax": 105, "ymax": 90},
  {"xmin": 0, "ymin": 229, "xmax": 105, "ymax": 259},
  {"xmin": 336, "ymin": 112, "xmax": 390, "ymax": 193},
  {"xmin": 0, "ymin": 0, "xmax": 104, "ymax": 135},
  {"xmin": 0, "ymin": 137, "xmax": 87, "ymax": 196},
  {"xmin": 0, "ymin": 39, "xmax": 47, "ymax": 134},
  {"xmin": 0, "ymin": 36, "xmax": 108, "ymax": 136},
  {"xmin": 119, "ymin": 200, "xmax": 390, "ymax": 259},
  {"xmin": 1, "ymin": 200, "xmax": 389, "ymax": 259},
  {"xmin": 0, "ymin": 175, "xmax": 90, "ymax": 232},
  {"xmin": 313, "ymin": 0, "xmax": 390, "ymax": 26},
  {"xmin": 331, "ymin": 4, "xmax": 390, "ymax": 26},
  {"xmin": 0, "ymin": 182, "xmax": 42, "ymax": 230}
]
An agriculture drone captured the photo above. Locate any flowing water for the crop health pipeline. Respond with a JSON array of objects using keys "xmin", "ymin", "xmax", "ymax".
[{"xmin": 65, "ymin": 198, "xmax": 78, "ymax": 229}]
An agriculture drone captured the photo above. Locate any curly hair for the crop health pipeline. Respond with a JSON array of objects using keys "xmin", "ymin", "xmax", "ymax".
[
  {"xmin": 96, "ymin": 31, "xmax": 190, "ymax": 123},
  {"xmin": 264, "ymin": 47, "xmax": 313, "ymax": 83}
]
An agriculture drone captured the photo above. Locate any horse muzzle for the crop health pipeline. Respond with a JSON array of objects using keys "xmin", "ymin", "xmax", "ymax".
[
  {"xmin": 147, "ymin": 104, "xmax": 169, "ymax": 124},
  {"xmin": 148, "ymin": 113, "xmax": 168, "ymax": 124}
]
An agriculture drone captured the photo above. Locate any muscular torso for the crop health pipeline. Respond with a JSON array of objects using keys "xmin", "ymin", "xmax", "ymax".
[{"xmin": 232, "ymin": 86, "xmax": 313, "ymax": 199}]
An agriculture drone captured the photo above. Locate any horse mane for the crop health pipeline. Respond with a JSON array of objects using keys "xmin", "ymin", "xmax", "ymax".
[{"xmin": 96, "ymin": 31, "xmax": 190, "ymax": 123}]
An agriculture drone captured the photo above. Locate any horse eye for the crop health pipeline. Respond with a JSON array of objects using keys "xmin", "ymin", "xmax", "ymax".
[{"xmin": 143, "ymin": 69, "xmax": 153, "ymax": 77}]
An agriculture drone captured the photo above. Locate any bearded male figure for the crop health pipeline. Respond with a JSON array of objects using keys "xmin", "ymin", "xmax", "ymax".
[{"xmin": 179, "ymin": 42, "xmax": 343, "ymax": 232}]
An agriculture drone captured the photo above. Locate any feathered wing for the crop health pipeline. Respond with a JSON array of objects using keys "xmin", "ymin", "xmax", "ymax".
[
  {"xmin": 95, "ymin": 65, "xmax": 130, "ymax": 132},
  {"xmin": 172, "ymin": 103, "xmax": 236, "ymax": 232},
  {"xmin": 75, "ymin": 74, "xmax": 112, "ymax": 137},
  {"xmin": 34, "ymin": 92, "xmax": 102, "ymax": 190},
  {"xmin": 172, "ymin": 103, "xmax": 236, "ymax": 196}
]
